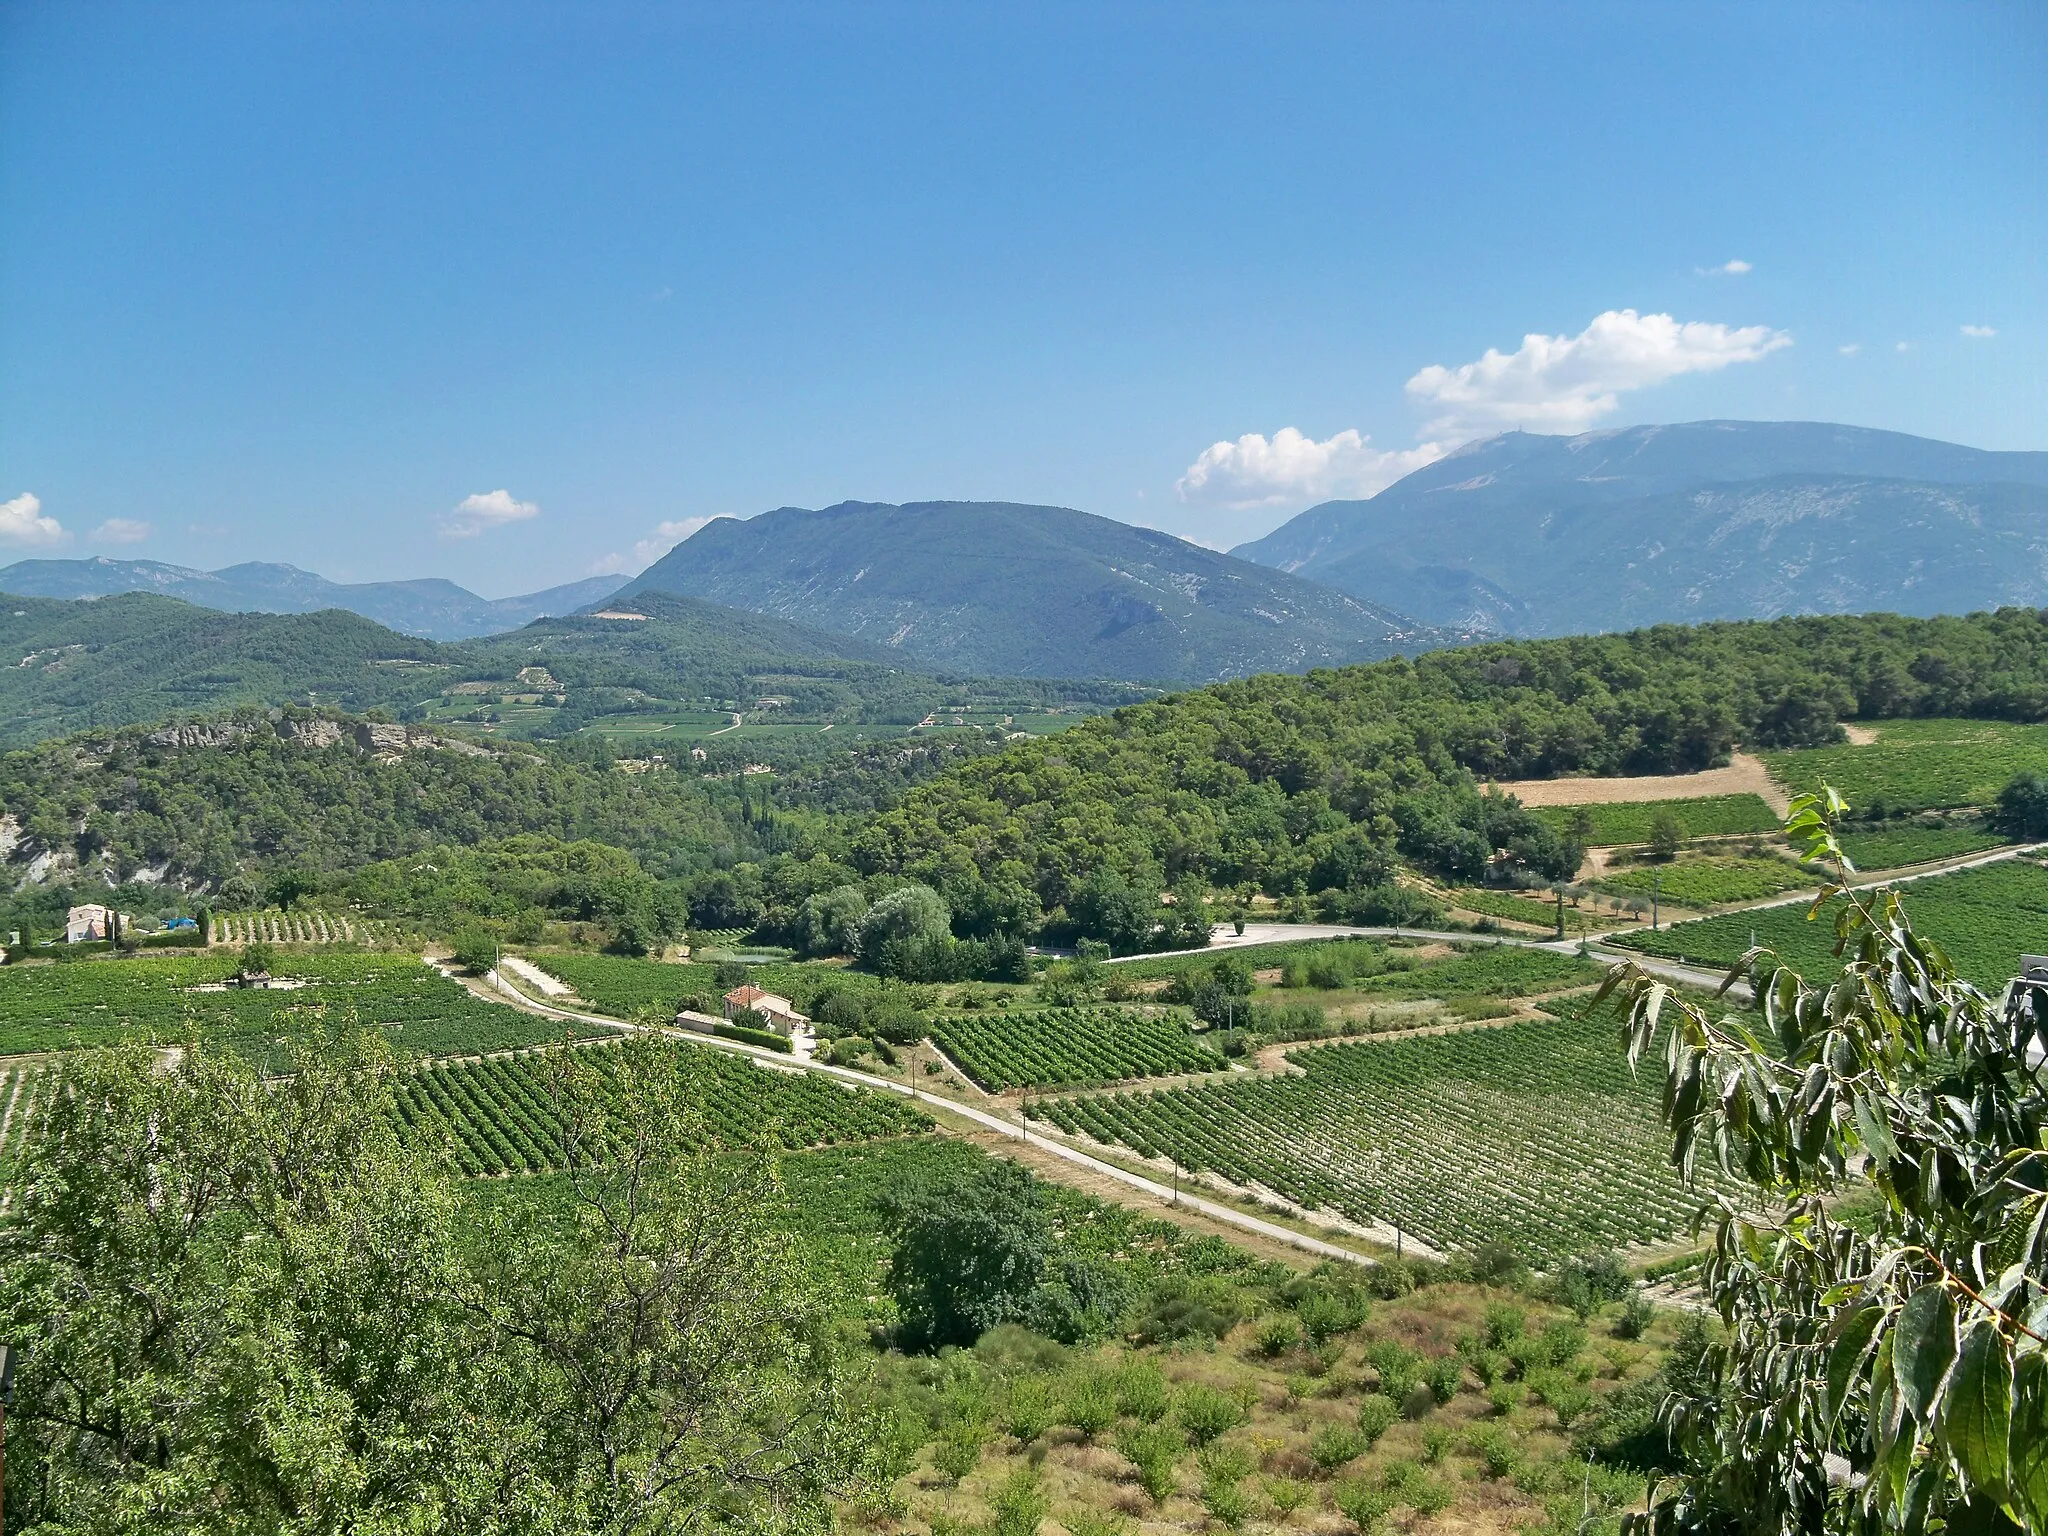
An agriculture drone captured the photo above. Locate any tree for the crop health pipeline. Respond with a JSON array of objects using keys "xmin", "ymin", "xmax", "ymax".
[
  {"xmin": 1994, "ymin": 771, "xmax": 2048, "ymax": 840},
  {"xmin": 449, "ymin": 924, "xmax": 498, "ymax": 973},
  {"xmin": 1598, "ymin": 789, "xmax": 2047, "ymax": 1534},
  {"xmin": 1646, "ymin": 809, "xmax": 1686, "ymax": 860},
  {"xmin": 799, "ymin": 883, "xmax": 870, "ymax": 956},
  {"xmin": 877, "ymin": 1158, "xmax": 1052, "ymax": 1350},
  {"xmin": 856, "ymin": 883, "xmax": 951, "ymax": 969},
  {"xmin": 1069, "ymin": 869, "xmax": 1157, "ymax": 956}
]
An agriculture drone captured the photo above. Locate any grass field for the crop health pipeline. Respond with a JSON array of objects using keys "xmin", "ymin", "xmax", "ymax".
[
  {"xmin": 0, "ymin": 953, "xmax": 602, "ymax": 1064},
  {"xmin": 1610, "ymin": 856, "xmax": 2048, "ymax": 989},
  {"xmin": 392, "ymin": 1038, "xmax": 930, "ymax": 1176},
  {"xmin": 1031, "ymin": 1006, "xmax": 1740, "ymax": 1263},
  {"xmin": 1595, "ymin": 856, "xmax": 1815, "ymax": 909},
  {"xmin": 928, "ymin": 1006, "xmax": 1226, "ymax": 1090},
  {"xmin": 1764, "ymin": 717, "xmax": 2048, "ymax": 812},
  {"xmin": 1531, "ymin": 793, "xmax": 1781, "ymax": 845}
]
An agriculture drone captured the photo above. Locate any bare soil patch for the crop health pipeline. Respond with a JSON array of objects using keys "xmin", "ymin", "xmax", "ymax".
[{"xmin": 1489, "ymin": 751, "xmax": 1789, "ymax": 815}]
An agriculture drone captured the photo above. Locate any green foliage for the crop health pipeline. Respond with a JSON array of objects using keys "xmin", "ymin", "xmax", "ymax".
[
  {"xmin": 1333, "ymin": 1476, "xmax": 1395, "ymax": 1533},
  {"xmin": 929, "ymin": 1006, "xmax": 1223, "ymax": 1090},
  {"xmin": 1254, "ymin": 1314, "xmax": 1300, "ymax": 1357},
  {"xmin": 877, "ymin": 1157, "xmax": 1052, "ymax": 1351},
  {"xmin": 1356, "ymin": 1394, "xmax": 1399, "ymax": 1445},
  {"xmin": 449, "ymin": 924, "xmax": 498, "ymax": 973},
  {"xmin": 1175, "ymin": 1383, "xmax": 1246, "ymax": 1446},
  {"xmin": 860, "ymin": 611, "xmax": 2048, "ymax": 915},
  {"xmin": 1996, "ymin": 770, "xmax": 2048, "ymax": 839},
  {"xmin": 1310, "ymin": 1424, "xmax": 1369, "ymax": 1473},
  {"xmin": 1601, "ymin": 788, "xmax": 2048, "ymax": 1533},
  {"xmin": 0, "ymin": 1034, "xmax": 883, "ymax": 1533},
  {"xmin": 1059, "ymin": 1369, "xmax": 1119, "ymax": 1441},
  {"xmin": 1836, "ymin": 819, "xmax": 2004, "ymax": 869},
  {"xmin": 1116, "ymin": 1421, "xmax": 1184, "ymax": 1505},
  {"xmin": 1112, "ymin": 1359, "xmax": 1172, "ymax": 1423},
  {"xmin": 988, "ymin": 1465, "xmax": 1049, "ymax": 1536}
]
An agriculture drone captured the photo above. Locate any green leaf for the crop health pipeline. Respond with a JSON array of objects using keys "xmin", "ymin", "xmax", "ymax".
[
  {"xmin": 1893, "ymin": 1284, "xmax": 1956, "ymax": 1423},
  {"xmin": 1828, "ymin": 1304, "xmax": 1883, "ymax": 1425},
  {"xmin": 2012, "ymin": 1351, "xmax": 2048, "ymax": 1533},
  {"xmin": 1938, "ymin": 1322, "xmax": 2011, "ymax": 1498}
]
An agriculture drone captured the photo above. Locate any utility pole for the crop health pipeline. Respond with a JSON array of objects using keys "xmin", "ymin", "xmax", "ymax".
[{"xmin": 1651, "ymin": 871, "xmax": 1661, "ymax": 932}]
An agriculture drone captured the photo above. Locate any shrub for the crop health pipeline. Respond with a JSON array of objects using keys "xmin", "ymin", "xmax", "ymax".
[
  {"xmin": 1060, "ymin": 1371, "xmax": 1119, "ymax": 1442},
  {"xmin": 1296, "ymin": 1288, "xmax": 1367, "ymax": 1345},
  {"xmin": 1132, "ymin": 1275, "xmax": 1244, "ymax": 1345},
  {"xmin": 1424, "ymin": 1354, "xmax": 1464, "ymax": 1404},
  {"xmin": 1254, "ymin": 1315, "xmax": 1300, "ymax": 1358},
  {"xmin": 989, "ymin": 1466, "xmax": 1048, "ymax": 1536},
  {"xmin": 1113, "ymin": 1360, "xmax": 1172, "ymax": 1423},
  {"xmin": 1174, "ymin": 1384, "xmax": 1244, "ymax": 1447},
  {"xmin": 1332, "ymin": 1478, "xmax": 1394, "ymax": 1534},
  {"xmin": 1200, "ymin": 1478, "xmax": 1252, "ymax": 1531},
  {"xmin": 1420, "ymin": 1425, "xmax": 1453, "ymax": 1464},
  {"xmin": 1264, "ymin": 1475, "xmax": 1311, "ymax": 1520},
  {"xmin": 932, "ymin": 1423, "xmax": 985, "ymax": 1484},
  {"xmin": 1002, "ymin": 1379, "xmax": 1058, "ymax": 1444},
  {"xmin": 1355, "ymin": 1394, "xmax": 1398, "ymax": 1446},
  {"xmin": 1364, "ymin": 1341, "xmax": 1420, "ymax": 1403},
  {"xmin": 713, "ymin": 1021, "xmax": 791, "ymax": 1052},
  {"xmin": 1482, "ymin": 1302, "xmax": 1526, "ymax": 1350},
  {"xmin": 1467, "ymin": 1424, "xmax": 1521, "ymax": 1479},
  {"xmin": 1309, "ymin": 1425, "xmax": 1368, "ymax": 1474},
  {"xmin": 1612, "ymin": 1290, "xmax": 1654, "ymax": 1340},
  {"xmin": 1116, "ymin": 1422, "xmax": 1183, "ymax": 1505}
]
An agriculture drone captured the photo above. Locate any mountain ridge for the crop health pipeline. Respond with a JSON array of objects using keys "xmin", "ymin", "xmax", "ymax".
[
  {"xmin": 618, "ymin": 498, "xmax": 1451, "ymax": 682},
  {"xmin": 0, "ymin": 556, "xmax": 628, "ymax": 641},
  {"xmin": 1230, "ymin": 420, "xmax": 2048, "ymax": 635}
]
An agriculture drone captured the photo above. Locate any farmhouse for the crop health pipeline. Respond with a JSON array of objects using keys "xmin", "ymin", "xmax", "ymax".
[
  {"xmin": 721, "ymin": 984, "xmax": 807, "ymax": 1035},
  {"xmin": 65, "ymin": 903, "xmax": 115, "ymax": 943}
]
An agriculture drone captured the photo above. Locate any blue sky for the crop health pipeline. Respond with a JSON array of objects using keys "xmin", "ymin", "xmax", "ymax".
[{"xmin": 1, "ymin": 2, "xmax": 2042, "ymax": 594}]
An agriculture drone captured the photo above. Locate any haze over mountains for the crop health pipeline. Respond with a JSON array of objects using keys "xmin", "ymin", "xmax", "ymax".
[
  {"xmin": 1231, "ymin": 421, "xmax": 2048, "ymax": 636},
  {"xmin": 0, "ymin": 557, "xmax": 627, "ymax": 641},
  {"xmin": 8, "ymin": 422, "xmax": 2047, "ymax": 682},
  {"xmin": 617, "ymin": 499, "xmax": 1443, "ymax": 682}
]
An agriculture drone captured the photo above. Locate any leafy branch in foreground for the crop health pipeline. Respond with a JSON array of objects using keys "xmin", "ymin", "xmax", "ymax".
[{"xmin": 1597, "ymin": 789, "xmax": 2047, "ymax": 1534}]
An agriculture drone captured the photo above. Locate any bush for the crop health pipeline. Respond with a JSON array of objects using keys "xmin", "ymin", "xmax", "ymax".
[
  {"xmin": 1364, "ymin": 1341, "xmax": 1420, "ymax": 1403},
  {"xmin": 1612, "ymin": 1290, "xmax": 1654, "ymax": 1340},
  {"xmin": 713, "ymin": 1022, "xmax": 791, "ymax": 1053},
  {"xmin": 1253, "ymin": 1315, "xmax": 1299, "ymax": 1358},
  {"xmin": 1263, "ymin": 1475, "xmax": 1311, "ymax": 1519},
  {"xmin": 1482, "ymin": 1302, "xmax": 1526, "ymax": 1350},
  {"xmin": 1332, "ymin": 1478, "xmax": 1394, "ymax": 1534},
  {"xmin": 1113, "ymin": 1360, "xmax": 1172, "ymax": 1424},
  {"xmin": 1132, "ymin": 1274, "xmax": 1244, "ymax": 1345},
  {"xmin": 1467, "ymin": 1424, "xmax": 1521, "ymax": 1479},
  {"xmin": 1309, "ymin": 1425, "xmax": 1368, "ymax": 1474},
  {"xmin": 1424, "ymin": 1354, "xmax": 1464, "ymax": 1404},
  {"xmin": 1174, "ymin": 1384, "xmax": 1244, "ymax": 1447},
  {"xmin": 1002, "ymin": 1379, "xmax": 1058, "ymax": 1444},
  {"xmin": 1059, "ymin": 1371, "xmax": 1118, "ymax": 1442},
  {"xmin": 1199, "ymin": 1478, "xmax": 1251, "ymax": 1532},
  {"xmin": 1355, "ymin": 1394, "xmax": 1398, "ymax": 1446},
  {"xmin": 989, "ymin": 1466, "xmax": 1048, "ymax": 1536},
  {"xmin": 1116, "ymin": 1422, "xmax": 1183, "ymax": 1505},
  {"xmin": 932, "ymin": 1422, "xmax": 985, "ymax": 1484}
]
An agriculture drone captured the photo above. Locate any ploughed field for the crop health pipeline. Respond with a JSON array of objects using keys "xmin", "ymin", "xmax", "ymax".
[
  {"xmin": 1028, "ymin": 1004, "xmax": 1738, "ymax": 1264},
  {"xmin": 0, "ymin": 953, "xmax": 609, "ymax": 1064}
]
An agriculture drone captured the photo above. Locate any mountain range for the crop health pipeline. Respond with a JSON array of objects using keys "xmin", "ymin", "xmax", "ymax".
[
  {"xmin": 618, "ymin": 499, "xmax": 1444, "ymax": 682},
  {"xmin": 1230, "ymin": 421, "xmax": 2048, "ymax": 635},
  {"xmin": 0, "ymin": 557, "xmax": 628, "ymax": 641}
]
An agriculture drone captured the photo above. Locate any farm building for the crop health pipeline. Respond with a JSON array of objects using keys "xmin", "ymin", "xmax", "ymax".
[
  {"xmin": 721, "ymin": 985, "xmax": 807, "ymax": 1035},
  {"xmin": 65, "ymin": 904, "xmax": 116, "ymax": 943}
]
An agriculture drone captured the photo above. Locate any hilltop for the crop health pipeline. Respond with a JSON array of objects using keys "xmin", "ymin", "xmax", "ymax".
[
  {"xmin": 1231, "ymin": 420, "xmax": 2048, "ymax": 635},
  {"xmin": 0, "ymin": 555, "xmax": 627, "ymax": 641},
  {"xmin": 621, "ymin": 499, "xmax": 1449, "ymax": 682}
]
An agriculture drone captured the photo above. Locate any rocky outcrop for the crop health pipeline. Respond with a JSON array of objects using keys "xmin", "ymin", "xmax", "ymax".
[
  {"xmin": 144, "ymin": 721, "xmax": 254, "ymax": 751},
  {"xmin": 353, "ymin": 721, "xmax": 410, "ymax": 754},
  {"xmin": 280, "ymin": 718, "xmax": 347, "ymax": 749}
]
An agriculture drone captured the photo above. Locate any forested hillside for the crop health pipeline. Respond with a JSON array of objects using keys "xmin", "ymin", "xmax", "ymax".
[{"xmin": 855, "ymin": 608, "xmax": 2048, "ymax": 921}]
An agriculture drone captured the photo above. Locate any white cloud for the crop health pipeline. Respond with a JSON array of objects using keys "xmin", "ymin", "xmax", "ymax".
[
  {"xmin": 1176, "ymin": 429, "xmax": 1448, "ymax": 509},
  {"xmin": 0, "ymin": 492, "xmax": 65, "ymax": 547},
  {"xmin": 442, "ymin": 488, "xmax": 540, "ymax": 539},
  {"xmin": 1838, "ymin": 343, "xmax": 1862, "ymax": 356},
  {"xmin": 1404, "ymin": 308, "xmax": 1793, "ymax": 438},
  {"xmin": 90, "ymin": 518, "xmax": 152, "ymax": 545},
  {"xmin": 1697, "ymin": 258, "xmax": 1753, "ymax": 276},
  {"xmin": 1896, "ymin": 341, "xmax": 1913, "ymax": 353},
  {"xmin": 632, "ymin": 517, "xmax": 712, "ymax": 566},
  {"xmin": 1961, "ymin": 324, "xmax": 1997, "ymax": 339}
]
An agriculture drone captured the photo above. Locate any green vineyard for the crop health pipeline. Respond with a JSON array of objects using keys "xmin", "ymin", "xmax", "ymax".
[
  {"xmin": 927, "ymin": 1006, "xmax": 1225, "ymax": 1090},
  {"xmin": 1763, "ymin": 717, "xmax": 2048, "ymax": 812},
  {"xmin": 1611, "ymin": 857, "xmax": 2048, "ymax": 989},
  {"xmin": 0, "ymin": 954, "xmax": 603, "ymax": 1063},
  {"xmin": 1596, "ymin": 855, "xmax": 1815, "ymax": 908},
  {"xmin": 389, "ymin": 1039, "xmax": 932, "ymax": 1176},
  {"xmin": 0, "ymin": 1062, "xmax": 48, "ymax": 1193},
  {"xmin": 1028, "ymin": 1008, "xmax": 1742, "ymax": 1263},
  {"xmin": 1530, "ymin": 793, "xmax": 1782, "ymax": 845},
  {"xmin": 211, "ymin": 909, "xmax": 394, "ymax": 946},
  {"xmin": 1836, "ymin": 822, "xmax": 2006, "ymax": 870}
]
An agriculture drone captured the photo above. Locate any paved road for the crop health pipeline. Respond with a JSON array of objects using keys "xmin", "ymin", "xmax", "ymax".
[{"xmin": 462, "ymin": 963, "xmax": 1390, "ymax": 1269}]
